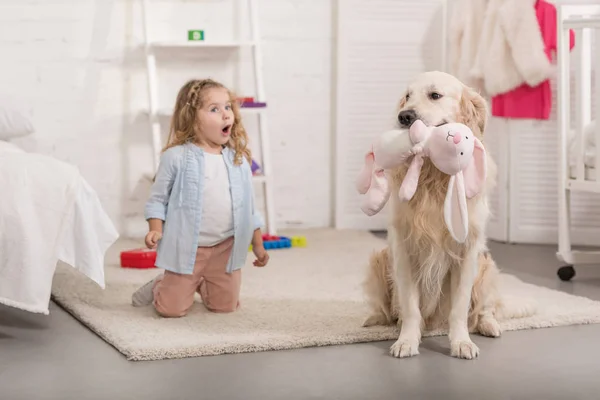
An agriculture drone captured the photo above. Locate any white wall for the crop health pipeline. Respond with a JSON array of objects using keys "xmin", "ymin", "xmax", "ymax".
[
  {"xmin": 334, "ymin": 0, "xmax": 447, "ymax": 230},
  {"xmin": 2, "ymin": 0, "xmax": 334, "ymax": 238}
]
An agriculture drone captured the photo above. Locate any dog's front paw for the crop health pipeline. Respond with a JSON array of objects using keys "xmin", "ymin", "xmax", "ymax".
[
  {"xmin": 390, "ymin": 338, "xmax": 420, "ymax": 358},
  {"xmin": 450, "ymin": 339, "xmax": 480, "ymax": 360},
  {"xmin": 477, "ymin": 316, "xmax": 501, "ymax": 338}
]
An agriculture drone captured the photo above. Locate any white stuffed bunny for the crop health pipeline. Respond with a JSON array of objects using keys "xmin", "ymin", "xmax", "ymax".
[{"xmin": 356, "ymin": 120, "xmax": 487, "ymax": 243}]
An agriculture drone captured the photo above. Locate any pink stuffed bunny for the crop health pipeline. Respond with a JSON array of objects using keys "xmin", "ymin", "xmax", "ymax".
[
  {"xmin": 356, "ymin": 120, "xmax": 487, "ymax": 243},
  {"xmin": 355, "ymin": 128, "xmax": 416, "ymax": 216}
]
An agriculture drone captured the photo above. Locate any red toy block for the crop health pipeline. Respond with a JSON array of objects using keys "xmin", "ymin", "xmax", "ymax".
[
  {"xmin": 237, "ymin": 97, "xmax": 255, "ymax": 104},
  {"xmin": 120, "ymin": 248, "xmax": 157, "ymax": 269},
  {"xmin": 262, "ymin": 234, "xmax": 280, "ymax": 241}
]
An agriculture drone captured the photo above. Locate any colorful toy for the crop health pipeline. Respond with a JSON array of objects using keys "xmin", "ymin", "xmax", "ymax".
[
  {"xmin": 264, "ymin": 236, "xmax": 291, "ymax": 250},
  {"xmin": 356, "ymin": 120, "xmax": 487, "ymax": 243},
  {"xmin": 120, "ymin": 248, "xmax": 157, "ymax": 269},
  {"xmin": 236, "ymin": 97, "xmax": 267, "ymax": 109},
  {"xmin": 240, "ymin": 101, "xmax": 267, "ymax": 108},
  {"xmin": 291, "ymin": 235, "xmax": 307, "ymax": 247},
  {"xmin": 251, "ymin": 159, "xmax": 261, "ymax": 175},
  {"xmin": 249, "ymin": 234, "xmax": 307, "ymax": 251}
]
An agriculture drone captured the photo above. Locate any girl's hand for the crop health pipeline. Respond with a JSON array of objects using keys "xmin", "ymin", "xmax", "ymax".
[
  {"xmin": 145, "ymin": 231, "xmax": 163, "ymax": 249},
  {"xmin": 252, "ymin": 245, "xmax": 269, "ymax": 267}
]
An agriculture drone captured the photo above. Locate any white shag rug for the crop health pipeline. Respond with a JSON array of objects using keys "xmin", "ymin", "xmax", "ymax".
[{"xmin": 51, "ymin": 229, "xmax": 600, "ymax": 361}]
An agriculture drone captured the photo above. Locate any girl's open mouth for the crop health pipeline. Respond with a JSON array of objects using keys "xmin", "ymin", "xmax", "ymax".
[{"xmin": 221, "ymin": 125, "xmax": 232, "ymax": 136}]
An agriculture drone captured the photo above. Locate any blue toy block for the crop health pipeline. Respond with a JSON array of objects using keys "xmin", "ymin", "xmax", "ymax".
[
  {"xmin": 263, "ymin": 236, "xmax": 291, "ymax": 250},
  {"xmin": 249, "ymin": 235, "xmax": 295, "ymax": 251}
]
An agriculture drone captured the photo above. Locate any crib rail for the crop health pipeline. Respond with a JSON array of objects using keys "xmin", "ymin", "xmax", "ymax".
[
  {"xmin": 556, "ymin": 3, "xmax": 600, "ymax": 271},
  {"xmin": 558, "ymin": 4, "xmax": 600, "ymax": 187},
  {"xmin": 564, "ymin": 16, "xmax": 600, "ymax": 30}
]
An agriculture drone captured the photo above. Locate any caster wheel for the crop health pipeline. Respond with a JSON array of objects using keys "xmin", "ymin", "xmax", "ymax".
[{"xmin": 557, "ymin": 265, "xmax": 576, "ymax": 281}]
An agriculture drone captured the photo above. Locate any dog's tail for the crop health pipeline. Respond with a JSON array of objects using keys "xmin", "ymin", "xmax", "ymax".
[{"xmin": 361, "ymin": 247, "xmax": 400, "ymax": 327}]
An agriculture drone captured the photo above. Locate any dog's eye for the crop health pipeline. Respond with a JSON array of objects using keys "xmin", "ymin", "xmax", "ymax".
[
  {"xmin": 405, "ymin": 93, "xmax": 410, "ymax": 101},
  {"xmin": 430, "ymin": 92, "xmax": 443, "ymax": 100},
  {"xmin": 460, "ymin": 152, "xmax": 464, "ymax": 155}
]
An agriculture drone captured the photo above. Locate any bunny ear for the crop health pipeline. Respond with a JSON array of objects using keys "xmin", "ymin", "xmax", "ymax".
[
  {"xmin": 463, "ymin": 137, "xmax": 487, "ymax": 199},
  {"xmin": 360, "ymin": 168, "xmax": 391, "ymax": 216},
  {"xmin": 444, "ymin": 173, "xmax": 469, "ymax": 243},
  {"xmin": 398, "ymin": 154, "xmax": 424, "ymax": 201},
  {"xmin": 356, "ymin": 150, "xmax": 375, "ymax": 194}
]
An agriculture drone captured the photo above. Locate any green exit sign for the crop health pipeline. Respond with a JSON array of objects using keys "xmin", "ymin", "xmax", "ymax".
[{"xmin": 188, "ymin": 30, "xmax": 204, "ymax": 41}]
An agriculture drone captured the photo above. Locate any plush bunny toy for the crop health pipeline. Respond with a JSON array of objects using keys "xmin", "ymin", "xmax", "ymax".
[
  {"xmin": 356, "ymin": 120, "xmax": 487, "ymax": 243},
  {"xmin": 355, "ymin": 128, "xmax": 415, "ymax": 216}
]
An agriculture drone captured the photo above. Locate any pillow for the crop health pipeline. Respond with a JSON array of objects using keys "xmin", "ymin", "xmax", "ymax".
[{"xmin": 0, "ymin": 96, "xmax": 34, "ymax": 140}]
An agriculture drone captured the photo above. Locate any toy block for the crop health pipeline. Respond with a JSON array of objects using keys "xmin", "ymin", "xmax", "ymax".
[
  {"xmin": 261, "ymin": 235, "xmax": 291, "ymax": 250},
  {"xmin": 240, "ymin": 101, "xmax": 267, "ymax": 108},
  {"xmin": 249, "ymin": 235, "xmax": 296, "ymax": 251},
  {"xmin": 120, "ymin": 248, "xmax": 157, "ymax": 269},
  {"xmin": 279, "ymin": 236, "xmax": 292, "ymax": 247},
  {"xmin": 251, "ymin": 159, "xmax": 261, "ymax": 175},
  {"xmin": 263, "ymin": 237, "xmax": 291, "ymax": 250},
  {"xmin": 262, "ymin": 234, "xmax": 280, "ymax": 241},
  {"xmin": 291, "ymin": 236, "xmax": 307, "ymax": 247}
]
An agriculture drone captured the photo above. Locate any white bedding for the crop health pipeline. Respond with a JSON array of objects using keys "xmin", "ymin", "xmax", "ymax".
[
  {"xmin": 569, "ymin": 120, "xmax": 597, "ymax": 169},
  {"xmin": 0, "ymin": 142, "xmax": 119, "ymax": 314}
]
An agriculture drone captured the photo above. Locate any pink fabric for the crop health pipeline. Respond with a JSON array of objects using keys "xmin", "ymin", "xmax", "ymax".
[
  {"xmin": 152, "ymin": 237, "xmax": 241, "ymax": 317},
  {"xmin": 491, "ymin": 0, "xmax": 575, "ymax": 120}
]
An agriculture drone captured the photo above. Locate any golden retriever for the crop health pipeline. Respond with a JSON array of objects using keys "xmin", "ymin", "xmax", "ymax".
[{"xmin": 361, "ymin": 71, "xmax": 531, "ymax": 359}]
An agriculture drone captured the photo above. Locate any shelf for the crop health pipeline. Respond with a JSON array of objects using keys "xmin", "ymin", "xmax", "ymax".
[
  {"xmin": 563, "ymin": 16, "xmax": 600, "ymax": 29},
  {"xmin": 146, "ymin": 41, "xmax": 256, "ymax": 49},
  {"xmin": 145, "ymin": 102, "xmax": 267, "ymax": 119},
  {"xmin": 141, "ymin": 0, "xmax": 276, "ymax": 235},
  {"xmin": 567, "ymin": 179, "xmax": 600, "ymax": 193}
]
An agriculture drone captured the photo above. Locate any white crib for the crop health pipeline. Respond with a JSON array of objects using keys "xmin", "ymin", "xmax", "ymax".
[{"xmin": 556, "ymin": 2, "xmax": 600, "ymax": 281}]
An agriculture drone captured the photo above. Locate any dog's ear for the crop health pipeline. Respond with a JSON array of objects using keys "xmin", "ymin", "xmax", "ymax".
[
  {"xmin": 459, "ymin": 86, "xmax": 488, "ymax": 135},
  {"xmin": 397, "ymin": 92, "xmax": 408, "ymax": 111}
]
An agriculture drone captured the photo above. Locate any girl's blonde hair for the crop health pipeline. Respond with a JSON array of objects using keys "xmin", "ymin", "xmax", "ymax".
[{"xmin": 162, "ymin": 78, "xmax": 252, "ymax": 165}]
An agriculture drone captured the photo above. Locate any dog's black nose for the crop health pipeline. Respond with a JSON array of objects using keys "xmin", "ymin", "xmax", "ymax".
[{"xmin": 398, "ymin": 110, "xmax": 417, "ymax": 127}]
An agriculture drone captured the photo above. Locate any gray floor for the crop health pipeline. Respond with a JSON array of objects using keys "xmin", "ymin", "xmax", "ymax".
[{"xmin": 2, "ymin": 236, "xmax": 600, "ymax": 400}]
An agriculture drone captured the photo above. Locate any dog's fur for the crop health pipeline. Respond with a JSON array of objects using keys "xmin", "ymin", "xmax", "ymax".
[{"xmin": 362, "ymin": 71, "xmax": 531, "ymax": 359}]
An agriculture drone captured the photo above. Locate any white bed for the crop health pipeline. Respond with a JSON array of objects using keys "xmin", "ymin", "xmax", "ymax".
[{"xmin": 0, "ymin": 141, "xmax": 119, "ymax": 314}]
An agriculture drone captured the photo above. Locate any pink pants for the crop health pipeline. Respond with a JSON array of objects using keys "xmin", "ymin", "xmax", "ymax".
[{"xmin": 152, "ymin": 237, "xmax": 241, "ymax": 317}]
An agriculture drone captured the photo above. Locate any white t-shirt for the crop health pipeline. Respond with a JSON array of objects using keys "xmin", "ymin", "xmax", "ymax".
[{"xmin": 197, "ymin": 152, "xmax": 234, "ymax": 246}]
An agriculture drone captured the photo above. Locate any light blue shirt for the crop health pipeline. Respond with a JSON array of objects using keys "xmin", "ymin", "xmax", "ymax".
[{"xmin": 144, "ymin": 143, "xmax": 264, "ymax": 275}]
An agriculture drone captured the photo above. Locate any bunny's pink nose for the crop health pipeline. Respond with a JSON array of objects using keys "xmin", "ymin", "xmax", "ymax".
[{"xmin": 453, "ymin": 133, "xmax": 462, "ymax": 144}]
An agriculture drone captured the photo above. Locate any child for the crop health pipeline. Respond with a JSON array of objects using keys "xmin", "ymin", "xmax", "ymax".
[{"xmin": 131, "ymin": 78, "xmax": 270, "ymax": 317}]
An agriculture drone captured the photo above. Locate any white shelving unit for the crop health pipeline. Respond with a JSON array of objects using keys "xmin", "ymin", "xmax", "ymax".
[{"xmin": 140, "ymin": 0, "xmax": 277, "ymax": 235}]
